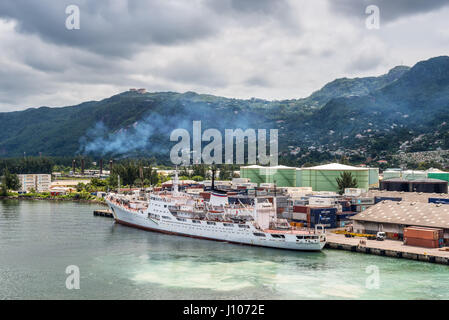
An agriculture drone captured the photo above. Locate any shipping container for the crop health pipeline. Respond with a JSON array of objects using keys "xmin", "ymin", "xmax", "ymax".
[
  {"xmin": 290, "ymin": 221, "xmax": 305, "ymax": 228},
  {"xmin": 351, "ymin": 197, "xmax": 375, "ymax": 205},
  {"xmin": 428, "ymin": 198, "xmax": 449, "ymax": 205},
  {"xmin": 351, "ymin": 204, "xmax": 372, "ymax": 212},
  {"xmin": 309, "ymin": 207, "xmax": 337, "ymax": 228},
  {"xmin": 374, "ymin": 196, "xmax": 402, "ymax": 204},
  {"xmin": 404, "ymin": 237, "xmax": 440, "ymax": 248},
  {"xmin": 336, "ymin": 212, "xmax": 358, "ymax": 220},
  {"xmin": 293, "ymin": 205, "xmax": 309, "ymax": 213},
  {"xmin": 292, "ymin": 212, "xmax": 308, "ymax": 221},
  {"xmin": 404, "ymin": 226, "xmax": 443, "ymax": 241},
  {"xmin": 309, "ymin": 197, "xmax": 335, "ymax": 206}
]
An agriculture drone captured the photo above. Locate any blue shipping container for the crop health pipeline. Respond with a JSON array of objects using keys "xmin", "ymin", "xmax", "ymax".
[
  {"xmin": 428, "ymin": 198, "xmax": 449, "ymax": 205},
  {"xmin": 374, "ymin": 196, "xmax": 402, "ymax": 204},
  {"xmin": 337, "ymin": 212, "xmax": 358, "ymax": 220},
  {"xmin": 310, "ymin": 208, "xmax": 337, "ymax": 228}
]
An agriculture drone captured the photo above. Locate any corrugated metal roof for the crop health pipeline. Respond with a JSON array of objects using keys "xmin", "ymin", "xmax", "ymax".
[
  {"xmin": 368, "ymin": 190, "xmax": 449, "ymax": 202},
  {"xmin": 382, "ymin": 178, "xmax": 447, "ymax": 183},
  {"xmin": 352, "ymin": 201, "xmax": 449, "ymax": 229},
  {"xmin": 240, "ymin": 165, "xmax": 265, "ymax": 169},
  {"xmin": 268, "ymin": 165, "xmax": 296, "ymax": 170},
  {"xmin": 240, "ymin": 165, "xmax": 296, "ymax": 170},
  {"xmin": 304, "ymin": 163, "xmax": 368, "ymax": 171}
]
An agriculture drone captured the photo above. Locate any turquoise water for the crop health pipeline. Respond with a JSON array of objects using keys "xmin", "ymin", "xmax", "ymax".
[{"xmin": 0, "ymin": 200, "xmax": 448, "ymax": 300}]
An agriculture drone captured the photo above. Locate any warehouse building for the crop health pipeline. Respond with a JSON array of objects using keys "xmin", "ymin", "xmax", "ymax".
[
  {"xmin": 380, "ymin": 178, "xmax": 448, "ymax": 193},
  {"xmin": 368, "ymin": 190, "xmax": 449, "ymax": 203},
  {"xmin": 300, "ymin": 163, "xmax": 370, "ymax": 192},
  {"xmin": 351, "ymin": 201, "xmax": 449, "ymax": 244}
]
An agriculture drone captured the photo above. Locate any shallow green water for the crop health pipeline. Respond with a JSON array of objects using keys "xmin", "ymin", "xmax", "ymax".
[{"xmin": 0, "ymin": 200, "xmax": 448, "ymax": 300}]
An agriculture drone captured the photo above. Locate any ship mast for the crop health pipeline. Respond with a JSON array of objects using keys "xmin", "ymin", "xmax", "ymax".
[{"xmin": 173, "ymin": 166, "xmax": 179, "ymax": 194}]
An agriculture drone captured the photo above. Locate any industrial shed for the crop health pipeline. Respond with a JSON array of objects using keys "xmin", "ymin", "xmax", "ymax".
[
  {"xmin": 351, "ymin": 201, "xmax": 449, "ymax": 244},
  {"xmin": 380, "ymin": 178, "xmax": 448, "ymax": 193},
  {"xmin": 368, "ymin": 190, "xmax": 449, "ymax": 203},
  {"xmin": 300, "ymin": 163, "xmax": 370, "ymax": 192}
]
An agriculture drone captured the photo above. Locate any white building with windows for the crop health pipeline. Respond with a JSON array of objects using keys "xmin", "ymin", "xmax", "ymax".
[{"xmin": 18, "ymin": 174, "xmax": 51, "ymax": 192}]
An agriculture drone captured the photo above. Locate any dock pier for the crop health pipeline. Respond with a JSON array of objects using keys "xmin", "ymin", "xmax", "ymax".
[
  {"xmin": 325, "ymin": 233, "xmax": 449, "ymax": 266},
  {"xmin": 93, "ymin": 209, "xmax": 114, "ymax": 218}
]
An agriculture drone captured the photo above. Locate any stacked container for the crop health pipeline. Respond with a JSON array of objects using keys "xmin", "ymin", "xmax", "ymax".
[
  {"xmin": 374, "ymin": 196, "xmax": 402, "ymax": 204},
  {"xmin": 403, "ymin": 226, "xmax": 444, "ymax": 248},
  {"xmin": 336, "ymin": 212, "xmax": 358, "ymax": 227},
  {"xmin": 428, "ymin": 198, "xmax": 449, "ymax": 205},
  {"xmin": 309, "ymin": 208, "xmax": 337, "ymax": 228}
]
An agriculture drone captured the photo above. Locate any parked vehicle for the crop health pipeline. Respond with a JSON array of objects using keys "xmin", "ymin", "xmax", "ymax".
[{"xmin": 376, "ymin": 232, "xmax": 386, "ymax": 241}]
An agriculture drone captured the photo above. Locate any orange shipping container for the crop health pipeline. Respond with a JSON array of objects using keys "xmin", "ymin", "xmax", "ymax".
[
  {"xmin": 293, "ymin": 206, "xmax": 309, "ymax": 213},
  {"xmin": 404, "ymin": 237, "xmax": 439, "ymax": 248},
  {"xmin": 403, "ymin": 227, "xmax": 443, "ymax": 240}
]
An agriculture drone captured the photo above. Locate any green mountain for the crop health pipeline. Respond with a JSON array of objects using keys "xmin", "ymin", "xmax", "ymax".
[{"xmin": 0, "ymin": 56, "xmax": 447, "ymax": 165}]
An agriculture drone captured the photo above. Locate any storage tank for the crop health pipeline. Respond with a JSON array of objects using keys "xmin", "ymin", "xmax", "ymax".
[
  {"xmin": 296, "ymin": 168, "xmax": 303, "ymax": 187},
  {"xmin": 428, "ymin": 172, "xmax": 449, "ymax": 183},
  {"xmin": 368, "ymin": 168, "xmax": 380, "ymax": 188},
  {"xmin": 383, "ymin": 170, "xmax": 402, "ymax": 180},
  {"xmin": 240, "ymin": 165, "xmax": 265, "ymax": 185},
  {"xmin": 240, "ymin": 165, "xmax": 296, "ymax": 187},
  {"xmin": 402, "ymin": 170, "xmax": 427, "ymax": 181},
  {"xmin": 300, "ymin": 163, "xmax": 370, "ymax": 192},
  {"xmin": 263, "ymin": 165, "xmax": 296, "ymax": 187}
]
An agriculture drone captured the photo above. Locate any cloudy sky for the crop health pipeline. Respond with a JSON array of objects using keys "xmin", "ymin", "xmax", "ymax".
[{"xmin": 0, "ymin": 0, "xmax": 448, "ymax": 111}]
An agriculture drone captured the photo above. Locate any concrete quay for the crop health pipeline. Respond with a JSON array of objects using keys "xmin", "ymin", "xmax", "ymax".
[{"xmin": 325, "ymin": 232, "xmax": 449, "ymax": 265}]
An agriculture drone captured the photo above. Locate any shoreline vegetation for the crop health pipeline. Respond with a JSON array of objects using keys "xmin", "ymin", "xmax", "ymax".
[{"xmin": 0, "ymin": 192, "xmax": 108, "ymax": 206}]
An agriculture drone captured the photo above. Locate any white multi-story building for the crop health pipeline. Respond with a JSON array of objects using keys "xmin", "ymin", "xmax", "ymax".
[{"xmin": 18, "ymin": 174, "xmax": 51, "ymax": 193}]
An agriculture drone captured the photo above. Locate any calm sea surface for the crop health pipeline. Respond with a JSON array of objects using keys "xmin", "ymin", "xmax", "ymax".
[{"xmin": 0, "ymin": 200, "xmax": 448, "ymax": 300}]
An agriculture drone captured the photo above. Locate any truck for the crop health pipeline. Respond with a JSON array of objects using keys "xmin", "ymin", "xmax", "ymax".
[{"xmin": 376, "ymin": 232, "xmax": 386, "ymax": 241}]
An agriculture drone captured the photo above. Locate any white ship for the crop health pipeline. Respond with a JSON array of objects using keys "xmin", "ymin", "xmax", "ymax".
[{"xmin": 105, "ymin": 172, "xmax": 326, "ymax": 251}]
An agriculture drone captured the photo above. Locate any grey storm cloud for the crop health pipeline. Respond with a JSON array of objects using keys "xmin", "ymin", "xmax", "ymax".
[
  {"xmin": 0, "ymin": 0, "xmax": 448, "ymax": 111},
  {"xmin": 207, "ymin": 0, "xmax": 289, "ymax": 15},
  {"xmin": 330, "ymin": 0, "xmax": 449, "ymax": 23},
  {"xmin": 154, "ymin": 60, "xmax": 229, "ymax": 88},
  {"xmin": 0, "ymin": 0, "xmax": 218, "ymax": 57},
  {"xmin": 0, "ymin": 0, "xmax": 292, "ymax": 58}
]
